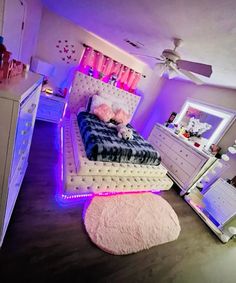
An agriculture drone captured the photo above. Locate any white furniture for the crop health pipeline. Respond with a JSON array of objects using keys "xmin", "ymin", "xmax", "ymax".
[
  {"xmin": 60, "ymin": 72, "xmax": 173, "ymax": 199},
  {"xmin": 185, "ymin": 178, "xmax": 236, "ymax": 243},
  {"xmin": 0, "ymin": 72, "xmax": 42, "ymax": 247},
  {"xmin": 148, "ymin": 123, "xmax": 216, "ymax": 193},
  {"xmin": 36, "ymin": 92, "xmax": 67, "ymax": 123}
]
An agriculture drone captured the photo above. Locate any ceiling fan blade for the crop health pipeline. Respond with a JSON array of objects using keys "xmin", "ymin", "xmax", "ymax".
[
  {"xmin": 130, "ymin": 53, "xmax": 164, "ymax": 61},
  {"xmin": 176, "ymin": 60, "xmax": 212, "ymax": 77},
  {"xmin": 178, "ymin": 69, "xmax": 204, "ymax": 85}
]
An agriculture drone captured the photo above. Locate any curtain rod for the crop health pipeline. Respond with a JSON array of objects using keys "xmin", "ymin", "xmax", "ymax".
[{"xmin": 82, "ymin": 43, "xmax": 146, "ymax": 78}]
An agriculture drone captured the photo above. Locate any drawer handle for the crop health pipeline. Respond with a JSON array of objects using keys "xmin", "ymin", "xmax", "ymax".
[
  {"xmin": 28, "ymin": 103, "xmax": 37, "ymax": 113},
  {"xmin": 18, "ymin": 150, "xmax": 25, "ymax": 155},
  {"xmin": 23, "ymin": 139, "xmax": 28, "ymax": 145},
  {"xmin": 25, "ymin": 122, "xmax": 32, "ymax": 127},
  {"xmin": 21, "ymin": 130, "xmax": 27, "ymax": 135}
]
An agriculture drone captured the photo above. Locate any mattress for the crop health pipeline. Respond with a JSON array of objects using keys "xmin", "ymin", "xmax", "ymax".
[
  {"xmin": 77, "ymin": 111, "xmax": 161, "ymax": 166},
  {"xmin": 62, "ymin": 114, "xmax": 173, "ymax": 195}
]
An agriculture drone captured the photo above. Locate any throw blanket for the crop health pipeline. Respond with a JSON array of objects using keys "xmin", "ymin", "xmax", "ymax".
[{"xmin": 77, "ymin": 112, "xmax": 161, "ymax": 166}]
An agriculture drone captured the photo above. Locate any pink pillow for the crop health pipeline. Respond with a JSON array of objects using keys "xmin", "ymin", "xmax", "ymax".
[
  {"xmin": 113, "ymin": 109, "xmax": 130, "ymax": 125},
  {"xmin": 93, "ymin": 104, "xmax": 114, "ymax": 122}
]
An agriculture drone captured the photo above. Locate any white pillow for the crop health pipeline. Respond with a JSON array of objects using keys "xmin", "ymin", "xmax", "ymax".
[{"xmin": 90, "ymin": 95, "xmax": 112, "ymax": 113}]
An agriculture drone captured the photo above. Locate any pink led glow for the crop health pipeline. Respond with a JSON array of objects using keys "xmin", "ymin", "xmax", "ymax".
[{"xmin": 60, "ymin": 190, "xmax": 161, "ymax": 203}]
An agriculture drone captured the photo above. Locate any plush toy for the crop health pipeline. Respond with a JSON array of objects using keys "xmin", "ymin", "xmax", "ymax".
[{"xmin": 108, "ymin": 123, "xmax": 133, "ymax": 140}]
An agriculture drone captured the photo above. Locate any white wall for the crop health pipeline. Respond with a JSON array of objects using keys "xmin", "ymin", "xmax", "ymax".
[{"xmin": 35, "ymin": 8, "xmax": 161, "ymax": 132}]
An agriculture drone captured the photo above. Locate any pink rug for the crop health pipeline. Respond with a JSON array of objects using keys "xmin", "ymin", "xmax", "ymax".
[{"xmin": 84, "ymin": 193, "xmax": 181, "ymax": 255}]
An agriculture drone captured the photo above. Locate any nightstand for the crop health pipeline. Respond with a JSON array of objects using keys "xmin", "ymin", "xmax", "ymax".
[{"xmin": 36, "ymin": 92, "xmax": 67, "ymax": 123}]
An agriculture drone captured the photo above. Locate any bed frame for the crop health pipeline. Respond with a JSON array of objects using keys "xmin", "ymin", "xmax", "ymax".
[{"xmin": 60, "ymin": 72, "xmax": 173, "ymax": 200}]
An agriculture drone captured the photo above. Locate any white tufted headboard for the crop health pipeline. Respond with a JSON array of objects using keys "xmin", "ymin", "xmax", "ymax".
[{"xmin": 68, "ymin": 72, "xmax": 141, "ymax": 117}]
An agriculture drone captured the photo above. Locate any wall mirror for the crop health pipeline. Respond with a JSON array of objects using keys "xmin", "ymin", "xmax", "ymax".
[{"xmin": 174, "ymin": 99, "xmax": 236, "ymax": 150}]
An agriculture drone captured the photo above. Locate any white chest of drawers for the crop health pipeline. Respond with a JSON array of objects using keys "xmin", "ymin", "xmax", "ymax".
[
  {"xmin": 148, "ymin": 123, "xmax": 215, "ymax": 193},
  {"xmin": 0, "ymin": 72, "xmax": 42, "ymax": 247}
]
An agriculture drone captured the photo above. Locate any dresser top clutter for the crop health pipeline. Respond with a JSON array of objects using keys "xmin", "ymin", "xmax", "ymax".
[{"xmin": 0, "ymin": 72, "xmax": 43, "ymax": 102}]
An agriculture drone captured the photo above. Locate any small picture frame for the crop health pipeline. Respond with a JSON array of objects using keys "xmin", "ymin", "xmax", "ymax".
[{"xmin": 165, "ymin": 112, "xmax": 177, "ymax": 127}]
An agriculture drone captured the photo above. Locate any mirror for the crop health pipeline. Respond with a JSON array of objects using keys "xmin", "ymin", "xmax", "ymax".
[{"xmin": 174, "ymin": 99, "xmax": 236, "ymax": 150}]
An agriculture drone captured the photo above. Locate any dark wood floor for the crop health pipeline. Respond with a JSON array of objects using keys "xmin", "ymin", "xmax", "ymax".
[{"xmin": 0, "ymin": 120, "xmax": 235, "ymax": 283}]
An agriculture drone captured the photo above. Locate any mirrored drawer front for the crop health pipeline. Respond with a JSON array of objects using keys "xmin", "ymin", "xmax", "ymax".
[
  {"xmin": 169, "ymin": 153, "xmax": 195, "ymax": 175},
  {"xmin": 171, "ymin": 141, "xmax": 203, "ymax": 167},
  {"xmin": 163, "ymin": 158, "xmax": 191, "ymax": 188},
  {"xmin": 11, "ymin": 90, "xmax": 39, "ymax": 178},
  {"xmin": 152, "ymin": 126, "xmax": 174, "ymax": 146},
  {"xmin": 37, "ymin": 96, "xmax": 65, "ymax": 123},
  {"xmin": 4, "ymin": 158, "xmax": 28, "ymax": 235}
]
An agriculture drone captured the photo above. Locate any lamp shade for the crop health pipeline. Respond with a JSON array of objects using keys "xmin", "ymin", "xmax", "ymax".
[{"xmin": 30, "ymin": 57, "xmax": 55, "ymax": 77}]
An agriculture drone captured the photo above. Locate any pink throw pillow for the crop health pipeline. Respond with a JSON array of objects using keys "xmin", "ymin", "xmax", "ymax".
[
  {"xmin": 113, "ymin": 109, "xmax": 130, "ymax": 125},
  {"xmin": 93, "ymin": 104, "xmax": 114, "ymax": 122}
]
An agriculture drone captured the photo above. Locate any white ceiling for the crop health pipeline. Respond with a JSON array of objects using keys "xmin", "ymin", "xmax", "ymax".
[{"xmin": 42, "ymin": 0, "xmax": 236, "ymax": 89}]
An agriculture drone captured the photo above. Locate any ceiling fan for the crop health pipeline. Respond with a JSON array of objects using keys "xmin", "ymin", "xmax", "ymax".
[{"xmin": 132, "ymin": 38, "xmax": 213, "ymax": 85}]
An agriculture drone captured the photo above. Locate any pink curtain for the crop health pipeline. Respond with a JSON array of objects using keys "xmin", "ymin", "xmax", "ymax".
[
  {"xmin": 102, "ymin": 57, "xmax": 113, "ymax": 82},
  {"xmin": 126, "ymin": 70, "xmax": 136, "ymax": 91},
  {"xmin": 118, "ymin": 66, "xmax": 130, "ymax": 89},
  {"xmin": 79, "ymin": 46, "xmax": 94, "ymax": 73},
  {"xmin": 129, "ymin": 72, "xmax": 141, "ymax": 93},
  {"xmin": 79, "ymin": 45, "xmax": 142, "ymax": 93},
  {"xmin": 93, "ymin": 51, "xmax": 105, "ymax": 78}
]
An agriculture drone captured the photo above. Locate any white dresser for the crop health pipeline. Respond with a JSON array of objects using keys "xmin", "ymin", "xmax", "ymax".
[
  {"xmin": 36, "ymin": 92, "xmax": 67, "ymax": 123},
  {"xmin": 148, "ymin": 123, "xmax": 215, "ymax": 193},
  {"xmin": 0, "ymin": 72, "xmax": 42, "ymax": 247}
]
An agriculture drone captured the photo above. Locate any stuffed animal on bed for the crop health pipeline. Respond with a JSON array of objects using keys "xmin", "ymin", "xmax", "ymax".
[{"xmin": 108, "ymin": 123, "xmax": 133, "ymax": 141}]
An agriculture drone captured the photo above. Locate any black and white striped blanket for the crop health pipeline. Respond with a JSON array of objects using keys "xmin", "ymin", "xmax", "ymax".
[{"xmin": 77, "ymin": 112, "xmax": 161, "ymax": 166}]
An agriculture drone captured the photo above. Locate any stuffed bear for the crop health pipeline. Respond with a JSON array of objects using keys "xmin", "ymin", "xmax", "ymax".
[{"xmin": 108, "ymin": 123, "xmax": 133, "ymax": 141}]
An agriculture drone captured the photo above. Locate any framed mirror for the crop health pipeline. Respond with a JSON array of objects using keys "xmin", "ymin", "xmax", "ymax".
[{"xmin": 174, "ymin": 99, "xmax": 236, "ymax": 150}]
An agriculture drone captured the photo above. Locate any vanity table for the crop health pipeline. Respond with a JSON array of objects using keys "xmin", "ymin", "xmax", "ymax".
[
  {"xmin": 148, "ymin": 123, "xmax": 216, "ymax": 193},
  {"xmin": 149, "ymin": 99, "xmax": 235, "ymax": 195}
]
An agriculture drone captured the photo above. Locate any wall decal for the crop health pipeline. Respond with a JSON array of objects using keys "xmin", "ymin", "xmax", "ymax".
[{"xmin": 56, "ymin": 39, "xmax": 78, "ymax": 64}]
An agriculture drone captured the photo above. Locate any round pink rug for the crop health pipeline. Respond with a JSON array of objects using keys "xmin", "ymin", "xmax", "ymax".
[{"xmin": 84, "ymin": 193, "xmax": 181, "ymax": 255}]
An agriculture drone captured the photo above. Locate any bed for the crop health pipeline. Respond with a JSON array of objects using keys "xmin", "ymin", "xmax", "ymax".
[{"xmin": 61, "ymin": 72, "xmax": 173, "ymax": 199}]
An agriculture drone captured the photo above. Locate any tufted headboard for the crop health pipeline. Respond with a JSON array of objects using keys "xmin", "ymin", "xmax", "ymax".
[{"xmin": 68, "ymin": 72, "xmax": 141, "ymax": 117}]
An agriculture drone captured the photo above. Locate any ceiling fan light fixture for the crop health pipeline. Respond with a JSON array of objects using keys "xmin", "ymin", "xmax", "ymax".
[{"xmin": 167, "ymin": 68, "xmax": 177, "ymax": 79}]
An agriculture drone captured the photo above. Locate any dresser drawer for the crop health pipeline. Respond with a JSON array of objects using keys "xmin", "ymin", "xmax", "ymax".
[
  {"xmin": 37, "ymin": 96, "xmax": 65, "ymax": 123},
  {"xmin": 163, "ymin": 158, "xmax": 191, "ymax": 188},
  {"xmin": 171, "ymin": 140, "xmax": 203, "ymax": 167},
  {"xmin": 152, "ymin": 126, "xmax": 173, "ymax": 146},
  {"xmin": 11, "ymin": 88, "xmax": 39, "ymax": 178},
  {"xmin": 4, "ymin": 155, "xmax": 28, "ymax": 235},
  {"xmin": 169, "ymin": 152, "xmax": 196, "ymax": 175}
]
